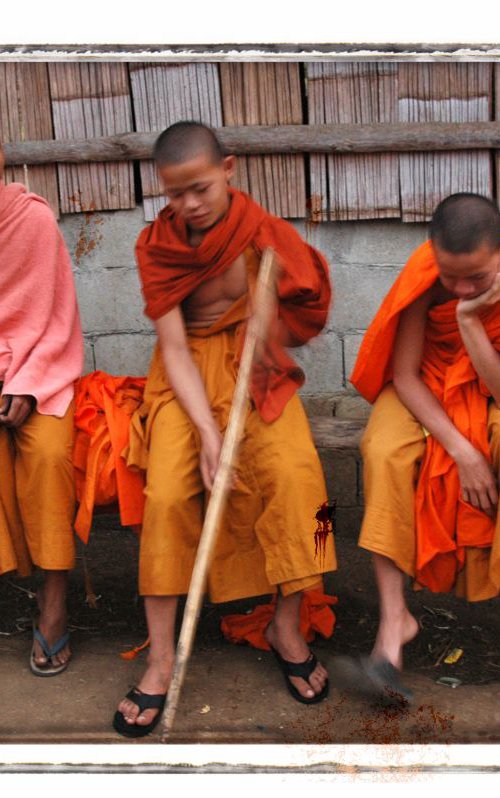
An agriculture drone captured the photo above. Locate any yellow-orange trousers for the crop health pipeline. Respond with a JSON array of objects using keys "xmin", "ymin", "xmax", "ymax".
[
  {"xmin": 359, "ymin": 384, "xmax": 500, "ymax": 600},
  {"xmin": 0, "ymin": 403, "xmax": 76, "ymax": 576},
  {"xmin": 127, "ymin": 323, "xmax": 336, "ymax": 602}
]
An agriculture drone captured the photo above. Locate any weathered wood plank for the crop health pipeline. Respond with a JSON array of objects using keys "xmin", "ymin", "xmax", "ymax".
[
  {"xmin": 399, "ymin": 63, "xmax": 493, "ymax": 222},
  {"xmin": 5, "ymin": 122, "xmax": 500, "ymax": 166},
  {"xmin": 220, "ymin": 63, "xmax": 305, "ymax": 218},
  {"xmin": 0, "ymin": 63, "xmax": 59, "ymax": 216},
  {"xmin": 48, "ymin": 63, "xmax": 135, "ymax": 213},
  {"xmin": 129, "ymin": 63, "xmax": 223, "ymax": 221},
  {"xmin": 307, "ymin": 63, "xmax": 399, "ymax": 221}
]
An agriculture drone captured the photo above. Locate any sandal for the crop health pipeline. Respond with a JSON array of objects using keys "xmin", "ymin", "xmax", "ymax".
[
  {"xmin": 30, "ymin": 625, "xmax": 71, "ymax": 677},
  {"xmin": 113, "ymin": 687, "xmax": 167, "ymax": 738},
  {"xmin": 269, "ymin": 645, "xmax": 329, "ymax": 705}
]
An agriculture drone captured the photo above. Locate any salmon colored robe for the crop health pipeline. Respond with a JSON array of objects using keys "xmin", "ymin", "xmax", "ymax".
[
  {"xmin": 0, "ymin": 181, "xmax": 83, "ymax": 574},
  {"xmin": 351, "ymin": 241, "xmax": 500, "ymax": 595},
  {"xmin": 129, "ymin": 199, "xmax": 336, "ymax": 602}
]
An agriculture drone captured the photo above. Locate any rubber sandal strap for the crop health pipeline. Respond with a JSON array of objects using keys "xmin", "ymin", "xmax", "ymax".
[
  {"xmin": 125, "ymin": 688, "xmax": 166, "ymax": 712},
  {"xmin": 33, "ymin": 628, "xmax": 70, "ymax": 658},
  {"xmin": 277, "ymin": 651, "xmax": 318, "ymax": 681}
]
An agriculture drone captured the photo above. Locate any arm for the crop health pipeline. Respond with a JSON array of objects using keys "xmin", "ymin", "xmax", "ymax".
[
  {"xmin": 393, "ymin": 289, "xmax": 498, "ymax": 516},
  {"xmin": 155, "ymin": 306, "xmax": 222, "ymax": 491},
  {"xmin": 456, "ymin": 272, "xmax": 500, "ymax": 406}
]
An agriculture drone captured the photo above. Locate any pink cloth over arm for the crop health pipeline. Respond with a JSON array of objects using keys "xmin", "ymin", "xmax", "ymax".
[{"xmin": 0, "ymin": 182, "xmax": 83, "ymax": 416}]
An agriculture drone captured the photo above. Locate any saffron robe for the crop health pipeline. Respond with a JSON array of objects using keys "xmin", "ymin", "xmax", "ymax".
[
  {"xmin": 351, "ymin": 241, "xmax": 500, "ymax": 597},
  {"xmin": 129, "ymin": 218, "xmax": 336, "ymax": 600}
]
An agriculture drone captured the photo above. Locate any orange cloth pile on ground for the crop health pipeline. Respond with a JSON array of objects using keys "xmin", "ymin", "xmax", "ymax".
[
  {"xmin": 220, "ymin": 589, "xmax": 338, "ymax": 650},
  {"xmin": 73, "ymin": 371, "xmax": 146, "ymax": 543},
  {"xmin": 351, "ymin": 241, "xmax": 500, "ymax": 594}
]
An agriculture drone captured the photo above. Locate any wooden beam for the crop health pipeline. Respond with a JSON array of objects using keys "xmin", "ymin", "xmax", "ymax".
[{"xmin": 3, "ymin": 122, "xmax": 500, "ymax": 165}]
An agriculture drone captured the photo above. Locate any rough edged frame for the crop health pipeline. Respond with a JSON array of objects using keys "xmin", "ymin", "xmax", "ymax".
[{"xmin": 1, "ymin": 40, "xmax": 500, "ymax": 783}]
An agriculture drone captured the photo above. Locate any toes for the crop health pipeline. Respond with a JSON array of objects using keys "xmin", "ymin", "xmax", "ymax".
[
  {"xmin": 118, "ymin": 699, "xmax": 140, "ymax": 725},
  {"xmin": 290, "ymin": 676, "xmax": 315, "ymax": 699},
  {"xmin": 136, "ymin": 709, "xmax": 159, "ymax": 727}
]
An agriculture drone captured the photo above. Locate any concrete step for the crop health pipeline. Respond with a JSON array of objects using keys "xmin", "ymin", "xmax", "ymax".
[{"xmin": 309, "ymin": 416, "xmax": 365, "ymax": 451}]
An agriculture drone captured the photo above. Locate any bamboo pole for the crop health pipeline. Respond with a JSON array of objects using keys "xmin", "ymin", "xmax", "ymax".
[
  {"xmin": 160, "ymin": 248, "xmax": 278, "ymax": 740},
  {"xmin": 3, "ymin": 122, "xmax": 500, "ymax": 166}
]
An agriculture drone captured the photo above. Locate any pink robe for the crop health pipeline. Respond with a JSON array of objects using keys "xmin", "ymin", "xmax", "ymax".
[{"xmin": 0, "ymin": 182, "xmax": 83, "ymax": 416}]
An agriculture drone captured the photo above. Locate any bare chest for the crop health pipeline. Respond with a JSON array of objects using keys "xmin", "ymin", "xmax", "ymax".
[{"xmin": 183, "ymin": 253, "xmax": 248, "ymax": 325}]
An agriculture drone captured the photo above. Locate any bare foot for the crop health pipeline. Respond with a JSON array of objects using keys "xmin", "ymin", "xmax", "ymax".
[
  {"xmin": 265, "ymin": 619, "xmax": 328, "ymax": 701},
  {"xmin": 117, "ymin": 653, "xmax": 174, "ymax": 729},
  {"xmin": 371, "ymin": 609, "xmax": 419, "ymax": 670}
]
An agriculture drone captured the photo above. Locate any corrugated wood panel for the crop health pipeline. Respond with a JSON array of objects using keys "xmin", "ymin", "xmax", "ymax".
[
  {"xmin": 0, "ymin": 63, "xmax": 59, "ymax": 216},
  {"xmin": 129, "ymin": 64, "xmax": 223, "ymax": 221},
  {"xmin": 399, "ymin": 63, "xmax": 493, "ymax": 222},
  {"xmin": 219, "ymin": 64, "xmax": 305, "ymax": 218},
  {"xmin": 48, "ymin": 63, "xmax": 134, "ymax": 214},
  {"xmin": 307, "ymin": 63, "xmax": 399, "ymax": 221}
]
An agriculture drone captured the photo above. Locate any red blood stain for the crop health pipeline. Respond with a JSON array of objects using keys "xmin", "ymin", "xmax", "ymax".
[{"xmin": 314, "ymin": 500, "xmax": 336, "ymax": 563}]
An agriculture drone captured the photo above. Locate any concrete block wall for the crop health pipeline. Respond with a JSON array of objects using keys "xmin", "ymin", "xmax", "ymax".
[{"xmin": 60, "ymin": 207, "xmax": 428, "ymax": 418}]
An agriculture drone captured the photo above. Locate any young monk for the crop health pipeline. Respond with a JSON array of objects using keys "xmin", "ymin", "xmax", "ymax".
[
  {"xmin": 0, "ymin": 143, "xmax": 83, "ymax": 675},
  {"xmin": 114, "ymin": 121, "xmax": 336, "ymax": 737},
  {"xmin": 349, "ymin": 193, "xmax": 500, "ymax": 701}
]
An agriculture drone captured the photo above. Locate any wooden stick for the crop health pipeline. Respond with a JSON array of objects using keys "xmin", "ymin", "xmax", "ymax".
[
  {"xmin": 160, "ymin": 248, "xmax": 278, "ymax": 740},
  {"xmin": 3, "ymin": 122, "xmax": 500, "ymax": 166}
]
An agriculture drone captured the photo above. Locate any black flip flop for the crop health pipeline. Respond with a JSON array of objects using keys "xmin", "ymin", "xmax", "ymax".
[
  {"xmin": 269, "ymin": 645, "xmax": 329, "ymax": 705},
  {"xmin": 113, "ymin": 687, "xmax": 167, "ymax": 738}
]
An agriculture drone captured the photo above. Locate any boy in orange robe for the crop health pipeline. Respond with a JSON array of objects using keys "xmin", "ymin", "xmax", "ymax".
[
  {"xmin": 349, "ymin": 193, "xmax": 500, "ymax": 701},
  {"xmin": 0, "ymin": 142, "xmax": 84, "ymax": 675},
  {"xmin": 114, "ymin": 122, "xmax": 336, "ymax": 736}
]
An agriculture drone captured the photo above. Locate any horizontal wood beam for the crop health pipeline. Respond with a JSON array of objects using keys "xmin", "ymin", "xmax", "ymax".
[{"xmin": 3, "ymin": 122, "xmax": 500, "ymax": 165}]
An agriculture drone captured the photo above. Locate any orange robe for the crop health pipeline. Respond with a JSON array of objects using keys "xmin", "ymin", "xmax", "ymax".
[
  {"xmin": 351, "ymin": 241, "xmax": 500, "ymax": 595},
  {"xmin": 73, "ymin": 372, "xmax": 146, "ymax": 543},
  {"xmin": 129, "ymin": 198, "xmax": 336, "ymax": 601}
]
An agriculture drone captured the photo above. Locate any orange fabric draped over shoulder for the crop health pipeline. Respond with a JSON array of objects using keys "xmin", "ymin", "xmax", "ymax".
[
  {"xmin": 135, "ymin": 188, "xmax": 332, "ymax": 422},
  {"xmin": 351, "ymin": 241, "xmax": 500, "ymax": 592},
  {"xmin": 73, "ymin": 372, "xmax": 146, "ymax": 543}
]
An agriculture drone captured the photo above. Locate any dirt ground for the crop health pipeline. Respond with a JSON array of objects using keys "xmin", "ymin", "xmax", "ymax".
[{"xmin": 2, "ymin": 513, "xmax": 500, "ymax": 693}]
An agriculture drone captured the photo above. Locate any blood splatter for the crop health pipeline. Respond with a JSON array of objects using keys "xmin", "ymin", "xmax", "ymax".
[{"xmin": 314, "ymin": 500, "xmax": 336, "ymax": 563}]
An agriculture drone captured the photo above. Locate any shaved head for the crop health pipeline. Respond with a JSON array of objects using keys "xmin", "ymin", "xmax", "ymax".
[
  {"xmin": 153, "ymin": 121, "xmax": 225, "ymax": 168},
  {"xmin": 430, "ymin": 193, "xmax": 500, "ymax": 254}
]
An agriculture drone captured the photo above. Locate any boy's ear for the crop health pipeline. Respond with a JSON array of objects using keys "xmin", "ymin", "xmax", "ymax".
[{"xmin": 223, "ymin": 155, "xmax": 236, "ymax": 183}]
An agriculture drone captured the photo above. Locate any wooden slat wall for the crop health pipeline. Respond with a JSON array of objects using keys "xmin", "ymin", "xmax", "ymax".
[
  {"xmin": 129, "ymin": 64, "xmax": 223, "ymax": 221},
  {"xmin": 48, "ymin": 63, "xmax": 135, "ymax": 214},
  {"xmin": 219, "ymin": 64, "xmax": 306, "ymax": 218},
  {"xmin": 399, "ymin": 63, "xmax": 493, "ymax": 222},
  {"xmin": 0, "ymin": 63, "xmax": 59, "ymax": 216},
  {"xmin": 307, "ymin": 63, "xmax": 399, "ymax": 221}
]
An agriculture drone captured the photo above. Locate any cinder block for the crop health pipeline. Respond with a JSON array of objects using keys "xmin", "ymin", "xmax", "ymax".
[
  {"xmin": 93, "ymin": 333, "xmax": 155, "ymax": 375},
  {"xmin": 300, "ymin": 219, "xmax": 427, "ymax": 268},
  {"xmin": 83, "ymin": 338, "xmax": 95, "ymax": 373},
  {"xmin": 293, "ymin": 330, "xmax": 343, "ymax": 393},
  {"xmin": 327, "ymin": 263, "xmax": 398, "ymax": 332},
  {"xmin": 333, "ymin": 393, "xmax": 372, "ymax": 421},
  {"xmin": 343, "ymin": 333, "xmax": 366, "ymax": 381},
  {"xmin": 60, "ymin": 207, "xmax": 146, "ymax": 273},
  {"xmin": 75, "ymin": 268, "xmax": 152, "ymax": 335}
]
